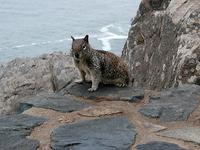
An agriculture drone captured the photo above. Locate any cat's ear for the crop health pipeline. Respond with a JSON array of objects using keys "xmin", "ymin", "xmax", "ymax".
[
  {"xmin": 84, "ymin": 35, "xmax": 89, "ymax": 43},
  {"xmin": 71, "ymin": 36, "xmax": 75, "ymax": 41}
]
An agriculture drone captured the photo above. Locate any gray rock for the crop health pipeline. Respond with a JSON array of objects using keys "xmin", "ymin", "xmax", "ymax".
[
  {"xmin": 143, "ymin": 122, "xmax": 167, "ymax": 132},
  {"xmin": 139, "ymin": 84, "xmax": 200, "ymax": 122},
  {"xmin": 0, "ymin": 114, "xmax": 46, "ymax": 150},
  {"xmin": 122, "ymin": 0, "xmax": 200, "ymax": 90},
  {"xmin": 51, "ymin": 117, "xmax": 137, "ymax": 150},
  {"xmin": 136, "ymin": 141, "xmax": 188, "ymax": 150},
  {"xmin": 63, "ymin": 82, "xmax": 144, "ymax": 102},
  {"xmin": 0, "ymin": 52, "xmax": 79, "ymax": 115},
  {"xmin": 158, "ymin": 127, "xmax": 200, "ymax": 145},
  {"xmin": 19, "ymin": 93, "xmax": 90, "ymax": 113}
]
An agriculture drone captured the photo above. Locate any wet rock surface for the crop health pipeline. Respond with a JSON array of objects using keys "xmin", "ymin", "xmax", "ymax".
[
  {"xmin": 51, "ymin": 117, "xmax": 137, "ymax": 150},
  {"xmin": 158, "ymin": 127, "xmax": 200, "ymax": 145},
  {"xmin": 63, "ymin": 82, "xmax": 144, "ymax": 102},
  {"xmin": 139, "ymin": 85, "xmax": 200, "ymax": 122},
  {"xmin": 0, "ymin": 114, "xmax": 46, "ymax": 150},
  {"xmin": 19, "ymin": 93, "xmax": 90, "ymax": 113},
  {"xmin": 136, "ymin": 141, "xmax": 188, "ymax": 150}
]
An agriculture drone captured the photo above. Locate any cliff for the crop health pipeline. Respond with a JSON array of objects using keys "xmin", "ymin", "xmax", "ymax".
[{"xmin": 122, "ymin": 0, "xmax": 200, "ymax": 90}]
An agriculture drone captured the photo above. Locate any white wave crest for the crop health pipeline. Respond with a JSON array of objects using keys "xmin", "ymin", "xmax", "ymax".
[{"xmin": 98, "ymin": 24, "xmax": 127, "ymax": 50}]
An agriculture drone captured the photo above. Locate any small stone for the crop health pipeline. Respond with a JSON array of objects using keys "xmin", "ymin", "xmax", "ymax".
[
  {"xmin": 78, "ymin": 106, "xmax": 123, "ymax": 117},
  {"xmin": 143, "ymin": 122, "xmax": 167, "ymax": 132},
  {"xmin": 58, "ymin": 116, "xmax": 75, "ymax": 123}
]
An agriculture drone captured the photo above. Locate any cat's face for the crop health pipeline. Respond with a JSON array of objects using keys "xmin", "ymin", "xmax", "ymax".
[{"xmin": 71, "ymin": 35, "xmax": 89, "ymax": 60}]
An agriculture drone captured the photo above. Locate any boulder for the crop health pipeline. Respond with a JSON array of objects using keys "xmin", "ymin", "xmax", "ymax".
[
  {"xmin": 51, "ymin": 117, "xmax": 137, "ymax": 150},
  {"xmin": 0, "ymin": 52, "xmax": 79, "ymax": 115},
  {"xmin": 139, "ymin": 84, "xmax": 200, "ymax": 122},
  {"xmin": 122, "ymin": 0, "xmax": 200, "ymax": 90}
]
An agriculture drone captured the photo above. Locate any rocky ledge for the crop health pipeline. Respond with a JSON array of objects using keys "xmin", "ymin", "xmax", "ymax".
[
  {"xmin": 63, "ymin": 82, "xmax": 144, "ymax": 102},
  {"xmin": 1, "ymin": 81, "xmax": 200, "ymax": 150}
]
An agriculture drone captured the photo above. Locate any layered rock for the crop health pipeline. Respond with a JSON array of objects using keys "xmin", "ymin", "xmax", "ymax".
[
  {"xmin": 0, "ymin": 52, "xmax": 79, "ymax": 115},
  {"xmin": 122, "ymin": 0, "xmax": 200, "ymax": 90}
]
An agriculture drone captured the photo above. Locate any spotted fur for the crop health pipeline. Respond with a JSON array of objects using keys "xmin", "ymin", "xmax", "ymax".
[{"xmin": 71, "ymin": 35, "xmax": 130, "ymax": 92}]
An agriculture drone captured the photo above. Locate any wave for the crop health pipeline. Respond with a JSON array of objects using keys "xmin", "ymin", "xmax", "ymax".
[
  {"xmin": 98, "ymin": 24, "xmax": 127, "ymax": 50},
  {"xmin": 3, "ymin": 23, "xmax": 127, "ymax": 52},
  {"xmin": 10, "ymin": 39, "xmax": 68, "ymax": 49}
]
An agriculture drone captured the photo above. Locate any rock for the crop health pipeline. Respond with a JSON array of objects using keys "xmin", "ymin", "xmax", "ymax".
[
  {"xmin": 143, "ymin": 122, "xmax": 167, "ymax": 132},
  {"xmin": 19, "ymin": 93, "xmax": 90, "ymax": 113},
  {"xmin": 158, "ymin": 127, "xmax": 200, "ymax": 145},
  {"xmin": 0, "ymin": 114, "xmax": 46, "ymax": 150},
  {"xmin": 51, "ymin": 117, "xmax": 137, "ymax": 150},
  {"xmin": 63, "ymin": 82, "xmax": 144, "ymax": 102},
  {"xmin": 0, "ymin": 52, "xmax": 79, "ymax": 115},
  {"xmin": 58, "ymin": 116, "xmax": 75, "ymax": 124},
  {"xmin": 78, "ymin": 106, "xmax": 123, "ymax": 117},
  {"xmin": 139, "ymin": 84, "xmax": 200, "ymax": 122},
  {"xmin": 136, "ymin": 141, "xmax": 188, "ymax": 150},
  {"xmin": 122, "ymin": 0, "xmax": 200, "ymax": 90}
]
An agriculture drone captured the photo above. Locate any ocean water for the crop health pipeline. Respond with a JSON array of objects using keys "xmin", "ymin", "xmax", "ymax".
[{"xmin": 0, "ymin": 0, "xmax": 140, "ymax": 64}]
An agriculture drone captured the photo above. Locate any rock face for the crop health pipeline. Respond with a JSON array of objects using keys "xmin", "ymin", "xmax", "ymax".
[
  {"xmin": 122, "ymin": 0, "xmax": 200, "ymax": 90},
  {"xmin": 0, "ymin": 52, "xmax": 79, "ymax": 115},
  {"xmin": 64, "ymin": 82, "xmax": 144, "ymax": 102},
  {"xmin": 19, "ymin": 93, "xmax": 90, "ymax": 113},
  {"xmin": 139, "ymin": 84, "xmax": 200, "ymax": 122},
  {"xmin": 0, "ymin": 114, "xmax": 46, "ymax": 150},
  {"xmin": 51, "ymin": 117, "xmax": 137, "ymax": 150}
]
